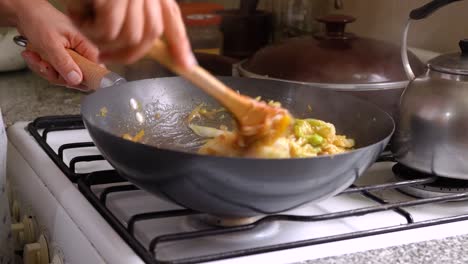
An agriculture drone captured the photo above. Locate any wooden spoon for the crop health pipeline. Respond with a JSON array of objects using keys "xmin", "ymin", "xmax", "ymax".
[{"xmin": 147, "ymin": 39, "xmax": 292, "ymax": 140}]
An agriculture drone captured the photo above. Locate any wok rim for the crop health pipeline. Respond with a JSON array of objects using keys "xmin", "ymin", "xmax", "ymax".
[
  {"xmin": 82, "ymin": 117, "xmax": 394, "ymax": 162},
  {"xmin": 81, "ymin": 77, "xmax": 395, "ymax": 162}
]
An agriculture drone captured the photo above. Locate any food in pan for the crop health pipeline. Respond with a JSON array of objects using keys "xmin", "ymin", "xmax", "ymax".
[
  {"xmin": 122, "ymin": 129, "xmax": 145, "ymax": 143},
  {"xmin": 189, "ymin": 101, "xmax": 355, "ymax": 158},
  {"xmin": 97, "ymin": 107, "xmax": 108, "ymax": 117},
  {"xmin": 118, "ymin": 99, "xmax": 354, "ymax": 158}
]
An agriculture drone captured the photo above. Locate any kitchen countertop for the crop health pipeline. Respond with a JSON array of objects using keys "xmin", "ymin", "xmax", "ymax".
[
  {"xmin": 299, "ymin": 235, "xmax": 468, "ymax": 264},
  {"xmin": 0, "ymin": 57, "xmax": 176, "ymax": 127},
  {"xmin": 0, "ymin": 69, "xmax": 82, "ymax": 127},
  {"xmin": 2, "ymin": 69, "xmax": 468, "ymax": 264}
]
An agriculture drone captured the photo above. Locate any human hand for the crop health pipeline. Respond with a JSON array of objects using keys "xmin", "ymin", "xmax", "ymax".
[
  {"xmin": 64, "ymin": 0, "xmax": 196, "ymax": 69},
  {"xmin": 14, "ymin": 0, "xmax": 99, "ymax": 90}
]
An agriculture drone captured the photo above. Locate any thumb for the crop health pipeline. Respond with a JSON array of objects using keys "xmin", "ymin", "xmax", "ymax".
[{"xmin": 44, "ymin": 44, "xmax": 83, "ymax": 86}]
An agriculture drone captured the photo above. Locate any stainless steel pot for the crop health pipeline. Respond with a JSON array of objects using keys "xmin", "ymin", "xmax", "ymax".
[
  {"xmin": 392, "ymin": 0, "xmax": 468, "ymax": 179},
  {"xmin": 234, "ymin": 13, "xmax": 426, "ymax": 121}
]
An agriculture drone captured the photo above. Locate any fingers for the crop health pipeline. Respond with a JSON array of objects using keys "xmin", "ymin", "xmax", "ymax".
[
  {"xmin": 159, "ymin": 0, "xmax": 197, "ymax": 70},
  {"xmin": 120, "ymin": 0, "xmax": 144, "ymax": 47},
  {"xmin": 80, "ymin": 0, "xmax": 127, "ymax": 45},
  {"xmin": 22, "ymin": 50, "xmax": 64, "ymax": 85},
  {"xmin": 40, "ymin": 41, "xmax": 83, "ymax": 87},
  {"xmin": 64, "ymin": 0, "xmax": 197, "ymax": 69},
  {"xmin": 68, "ymin": 0, "xmax": 195, "ymax": 68},
  {"xmin": 72, "ymin": 36, "xmax": 100, "ymax": 63},
  {"xmin": 99, "ymin": 0, "xmax": 163, "ymax": 63},
  {"xmin": 22, "ymin": 50, "xmax": 89, "ymax": 91}
]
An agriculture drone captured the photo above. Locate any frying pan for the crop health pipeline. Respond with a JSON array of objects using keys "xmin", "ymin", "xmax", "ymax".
[
  {"xmin": 14, "ymin": 36, "xmax": 393, "ymax": 217},
  {"xmin": 81, "ymin": 76, "xmax": 393, "ymax": 218}
]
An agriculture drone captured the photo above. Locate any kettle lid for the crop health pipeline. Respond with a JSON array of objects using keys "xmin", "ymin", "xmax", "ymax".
[{"xmin": 428, "ymin": 39, "xmax": 468, "ymax": 75}]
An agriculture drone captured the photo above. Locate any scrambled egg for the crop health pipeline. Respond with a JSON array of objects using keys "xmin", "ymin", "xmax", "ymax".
[
  {"xmin": 190, "ymin": 101, "xmax": 355, "ymax": 158},
  {"xmin": 195, "ymin": 118, "xmax": 354, "ymax": 158}
]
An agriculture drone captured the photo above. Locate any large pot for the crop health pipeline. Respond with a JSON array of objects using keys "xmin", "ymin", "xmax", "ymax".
[{"xmin": 236, "ymin": 14, "xmax": 425, "ymax": 121}]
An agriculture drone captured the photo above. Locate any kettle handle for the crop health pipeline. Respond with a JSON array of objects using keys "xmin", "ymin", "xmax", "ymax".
[{"xmin": 402, "ymin": 0, "xmax": 463, "ymax": 80}]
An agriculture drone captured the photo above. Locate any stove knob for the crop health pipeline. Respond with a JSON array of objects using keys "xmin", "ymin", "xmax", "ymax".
[
  {"xmin": 23, "ymin": 234, "xmax": 49, "ymax": 264},
  {"xmin": 11, "ymin": 216, "xmax": 37, "ymax": 248}
]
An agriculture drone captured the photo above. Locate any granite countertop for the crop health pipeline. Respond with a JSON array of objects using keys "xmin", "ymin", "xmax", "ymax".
[
  {"xmin": 2, "ymin": 69, "xmax": 468, "ymax": 264},
  {"xmin": 298, "ymin": 235, "xmax": 468, "ymax": 264},
  {"xmin": 0, "ymin": 69, "xmax": 82, "ymax": 126},
  {"xmin": 0, "ymin": 58, "xmax": 174, "ymax": 127}
]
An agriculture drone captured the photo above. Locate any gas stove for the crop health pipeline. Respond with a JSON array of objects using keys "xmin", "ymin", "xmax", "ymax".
[{"xmin": 7, "ymin": 115, "xmax": 468, "ymax": 264}]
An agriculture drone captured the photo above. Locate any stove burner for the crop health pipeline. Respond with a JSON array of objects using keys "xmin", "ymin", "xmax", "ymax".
[
  {"xmin": 197, "ymin": 215, "xmax": 261, "ymax": 227},
  {"xmin": 180, "ymin": 215, "xmax": 280, "ymax": 243},
  {"xmin": 392, "ymin": 163, "xmax": 468, "ymax": 199}
]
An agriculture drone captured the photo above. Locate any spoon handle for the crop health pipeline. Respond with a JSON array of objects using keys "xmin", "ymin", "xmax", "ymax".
[{"xmin": 147, "ymin": 39, "xmax": 251, "ymax": 117}]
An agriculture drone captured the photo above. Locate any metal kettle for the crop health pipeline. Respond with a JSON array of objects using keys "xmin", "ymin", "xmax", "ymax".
[{"xmin": 392, "ymin": 0, "xmax": 468, "ymax": 179}]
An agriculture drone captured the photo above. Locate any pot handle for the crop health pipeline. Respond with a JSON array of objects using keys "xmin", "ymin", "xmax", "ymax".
[
  {"xmin": 402, "ymin": 0, "xmax": 463, "ymax": 80},
  {"xmin": 409, "ymin": 0, "xmax": 462, "ymax": 19}
]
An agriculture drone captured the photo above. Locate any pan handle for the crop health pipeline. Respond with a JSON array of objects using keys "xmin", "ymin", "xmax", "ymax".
[{"xmin": 13, "ymin": 35, "xmax": 125, "ymax": 90}]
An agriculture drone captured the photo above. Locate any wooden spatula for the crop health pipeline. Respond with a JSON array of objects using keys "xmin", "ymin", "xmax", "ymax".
[{"xmin": 147, "ymin": 39, "xmax": 293, "ymax": 140}]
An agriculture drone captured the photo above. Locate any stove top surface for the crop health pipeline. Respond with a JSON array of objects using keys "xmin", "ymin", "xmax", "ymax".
[
  {"xmin": 393, "ymin": 163, "xmax": 468, "ymax": 198},
  {"xmin": 7, "ymin": 116, "xmax": 468, "ymax": 264}
]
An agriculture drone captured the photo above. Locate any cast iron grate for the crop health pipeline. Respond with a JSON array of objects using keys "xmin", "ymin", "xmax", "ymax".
[{"xmin": 28, "ymin": 115, "xmax": 468, "ymax": 264}]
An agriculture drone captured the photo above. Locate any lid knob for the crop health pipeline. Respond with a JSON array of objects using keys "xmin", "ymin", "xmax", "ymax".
[
  {"xmin": 459, "ymin": 39, "xmax": 468, "ymax": 56},
  {"xmin": 315, "ymin": 14, "xmax": 356, "ymax": 40}
]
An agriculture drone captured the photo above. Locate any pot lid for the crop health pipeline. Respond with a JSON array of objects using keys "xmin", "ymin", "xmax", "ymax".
[
  {"xmin": 428, "ymin": 39, "xmax": 468, "ymax": 75},
  {"xmin": 242, "ymin": 14, "xmax": 425, "ymax": 85}
]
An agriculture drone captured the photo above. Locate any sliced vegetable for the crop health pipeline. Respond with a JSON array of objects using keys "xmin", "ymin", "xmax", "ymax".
[
  {"xmin": 306, "ymin": 134, "xmax": 324, "ymax": 146},
  {"xmin": 133, "ymin": 130, "xmax": 145, "ymax": 142},
  {"xmin": 303, "ymin": 119, "xmax": 336, "ymax": 140},
  {"xmin": 189, "ymin": 124, "xmax": 225, "ymax": 138},
  {"xmin": 305, "ymin": 118, "xmax": 325, "ymax": 127},
  {"xmin": 122, "ymin": 129, "xmax": 145, "ymax": 143},
  {"xmin": 294, "ymin": 119, "xmax": 313, "ymax": 138}
]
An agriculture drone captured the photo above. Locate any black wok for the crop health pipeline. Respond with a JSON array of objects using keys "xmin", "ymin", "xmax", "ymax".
[{"xmin": 81, "ymin": 76, "xmax": 394, "ymax": 218}]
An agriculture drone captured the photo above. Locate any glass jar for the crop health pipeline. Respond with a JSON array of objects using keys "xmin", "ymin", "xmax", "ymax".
[
  {"xmin": 280, "ymin": 0, "xmax": 328, "ymax": 38},
  {"xmin": 185, "ymin": 14, "xmax": 224, "ymax": 55}
]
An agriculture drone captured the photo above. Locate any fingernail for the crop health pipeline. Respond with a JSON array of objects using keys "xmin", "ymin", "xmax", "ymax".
[{"xmin": 66, "ymin": 70, "xmax": 81, "ymax": 85}]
